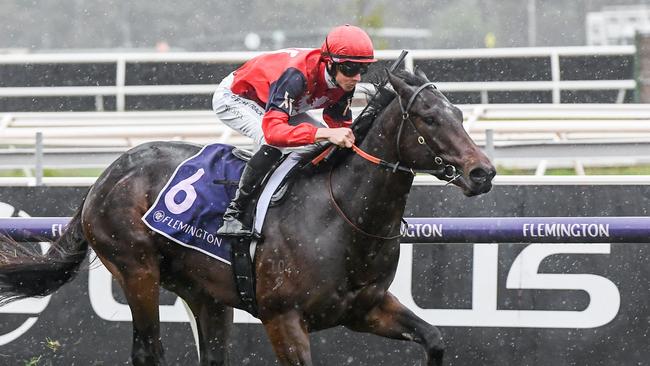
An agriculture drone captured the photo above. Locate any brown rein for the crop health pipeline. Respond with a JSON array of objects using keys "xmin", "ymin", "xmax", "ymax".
[{"xmin": 327, "ymin": 167, "xmax": 403, "ymax": 240}]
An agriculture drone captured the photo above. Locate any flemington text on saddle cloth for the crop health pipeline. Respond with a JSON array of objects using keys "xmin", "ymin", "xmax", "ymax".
[{"xmin": 141, "ymin": 143, "xmax": 245, "ymax": 264}]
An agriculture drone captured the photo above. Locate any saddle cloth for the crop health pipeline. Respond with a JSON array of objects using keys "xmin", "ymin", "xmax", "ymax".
[{"xmin": 141, "ymin": 143, "xmax": 301, "ymax": 264}]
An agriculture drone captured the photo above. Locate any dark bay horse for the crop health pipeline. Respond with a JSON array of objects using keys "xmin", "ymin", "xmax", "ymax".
[{"xmin": 0, "ymin": 70, "xmax": 495, "ymax": 366}]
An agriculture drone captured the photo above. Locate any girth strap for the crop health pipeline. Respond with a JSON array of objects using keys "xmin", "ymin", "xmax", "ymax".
[{"xmin": 229, "ymin": 236, "xmax": 259, "ymax": 317}]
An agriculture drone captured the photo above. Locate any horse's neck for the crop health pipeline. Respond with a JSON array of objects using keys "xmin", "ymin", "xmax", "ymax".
[{"xmin": 332, "ymin": 103, "xmax": 414, "ymax": 237}]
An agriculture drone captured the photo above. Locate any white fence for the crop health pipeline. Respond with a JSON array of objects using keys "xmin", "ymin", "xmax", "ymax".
[
  {"xmin": 0, "ymin": 46, "xmax": 642, "ymax": 182},
  {"xmin": 2, "ymin": 174, "xmax": 649, "ymax": 188},
  {"xmin": 0, "ymin": 45, "xmax": 636, "ymax": 109},
  {"xmin": 4, "ymin": 103, "xmax": 650, "ymax": 146},
  {"xmin": 3, "ymin": 103, "xmax": 650, "ymax": 181}
]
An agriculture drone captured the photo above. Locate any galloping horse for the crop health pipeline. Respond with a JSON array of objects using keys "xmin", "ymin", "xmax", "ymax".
[{"xmin": 0, "ymin": 70, "xmax": 495, "ymax": 366}]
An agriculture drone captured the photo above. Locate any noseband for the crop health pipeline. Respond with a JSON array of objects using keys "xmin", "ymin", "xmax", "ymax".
[{"xmin": 395, "ymin": 82, "xmax": 460, "ymax": 181}]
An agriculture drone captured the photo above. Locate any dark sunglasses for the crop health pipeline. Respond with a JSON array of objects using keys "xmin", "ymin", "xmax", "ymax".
[{"xmin": 336, "ymin": 62, "xmax": 369, "ymax": 77}]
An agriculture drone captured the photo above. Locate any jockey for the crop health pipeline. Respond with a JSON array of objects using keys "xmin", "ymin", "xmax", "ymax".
[{"xmin": 213, "ymin": 24, "xmax": 377, "ymax": 237}]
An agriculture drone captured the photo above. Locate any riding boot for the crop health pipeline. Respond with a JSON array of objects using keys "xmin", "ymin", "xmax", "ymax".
[{"xmin": 217, "ymin": 145, "xmax": 283, "ymax": 237}]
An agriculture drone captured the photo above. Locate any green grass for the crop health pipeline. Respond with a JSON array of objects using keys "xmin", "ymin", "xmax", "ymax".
[
  {"xmin": 493, "ymin": 164, "xmax": 650, "ymax": 175},
  {"xmin": 23, "ymin": 356, "xmax": 41, "ymax": 366},
  {"xmin": 0, "ymin": 168, "xmax": 104, "ymax": 177}
]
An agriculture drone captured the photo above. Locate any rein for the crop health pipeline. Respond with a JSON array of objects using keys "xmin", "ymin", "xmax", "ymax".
[
  {"xmin": 327, "ymin": 167, "xmax": 402, "ymax": 240},
  {"xmin": 312, "ymin": 82, "xmax": 462, "ymax": 180},
  {"xmin": 395, "ymin": 82, "xmax": 461, "ymax": 181},
  {"xmin": 313, "ymin": 79, "xmax": 463, "ymax": 239}
]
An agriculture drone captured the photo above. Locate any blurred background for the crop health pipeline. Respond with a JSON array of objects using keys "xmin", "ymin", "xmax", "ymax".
[
  {"xmin": 2, "ymin": 0, "xmax": 650, "ymax": 52},
  {"xmin": 4, "ymin": 0, "xmax": 650, "ymax": 177}
]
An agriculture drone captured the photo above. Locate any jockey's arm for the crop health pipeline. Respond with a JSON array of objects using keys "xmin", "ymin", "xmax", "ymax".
[
  {"xmin": 317, "ymin": 90, "xmax": 356, "ymax": 147},
  {"xmin": 262, "ymin": 110, "xmax": 354, "ymax": 148},
  {"xmin": 262, "ymin": 68, "xmax": 355, "ymax": 148},
  {"xmin": 262, "ymin": 109, "xmax": 319, "ymax": 147},
  {"xmin": 314, "ymin": 127, "xmax": 355, "ymax": 148}
]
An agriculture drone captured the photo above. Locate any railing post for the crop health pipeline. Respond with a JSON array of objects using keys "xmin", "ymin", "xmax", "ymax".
[
  {"xmin": 535, "ymin": 160, "xmax": 548, "ymax": 176},
  {"xmin": 35, "ymin": 132, "xmax": 43, "ymax": 186},
  {"xmin": 116, "ymin": 57, "xmax": 127, "ymax": 111},
  {"xmin": 95, "ymin": 95, "xmax": 105, "ymax": 111},
  {"xmin": 481, "ymin": 90, "xmax": 489, "ymax": 104},
  {"xmin": 485, "ymin": 129, "xmax": 495, "ymax": 161},
  {"xmin": 550, "ymin": 51, "xmax": 561, "ymax": 103},
  {"xmin": 635, "ymin": 32, "xmax": 650, "ymax": 102}
]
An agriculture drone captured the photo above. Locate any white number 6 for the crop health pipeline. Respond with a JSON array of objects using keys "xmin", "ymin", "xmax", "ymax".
[{"xmin": 164, "ymin": 169, "xmax": 205, "ymax": 214}]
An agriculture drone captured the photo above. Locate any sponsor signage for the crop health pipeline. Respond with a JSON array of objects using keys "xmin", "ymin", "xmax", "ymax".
[
  {"xmin": 400, "ymin": 216, "xmax": 649, "ymax": 243},
  {"xmin": 8, "ymin": 216, "xmax": 650, "ymax": 243},
  {"xmin": 0, "ymin": 185, "xmax": 648, "ymax": 365}
]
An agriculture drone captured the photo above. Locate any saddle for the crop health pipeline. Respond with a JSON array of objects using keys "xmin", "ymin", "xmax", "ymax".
[{"xmin": 227, "ymin": 149, "xmax": 302, "ymax": 317}]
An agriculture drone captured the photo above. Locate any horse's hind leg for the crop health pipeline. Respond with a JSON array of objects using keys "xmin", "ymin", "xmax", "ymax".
[
  {"xmin": 185, "ymin": 296, "xmax": 233, "ymax": 365},
  {"xmin": 346, "ymin": 292, "xmax": 444, "ymax": 366},
  {"xmin": 98, "ymin": 252, "xmax": 166, "ymax": 366}
]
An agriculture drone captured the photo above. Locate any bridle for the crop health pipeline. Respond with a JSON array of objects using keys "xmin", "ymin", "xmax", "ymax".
[
  {"xmin": 394, "ymin": 81, "xmax": 461, "ymax": 182},
  {"xmin": 311, "ymin": 81, "xmax": 462, "ymax": 182},
  {"xmin": 315, "ymin": 79, "xmax": 464, "ymax": 240}
]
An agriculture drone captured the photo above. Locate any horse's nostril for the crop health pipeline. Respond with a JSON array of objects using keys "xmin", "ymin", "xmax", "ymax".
[{"xmin": 469, "ymin": 168, "xmax": 489, "ymax": 184}]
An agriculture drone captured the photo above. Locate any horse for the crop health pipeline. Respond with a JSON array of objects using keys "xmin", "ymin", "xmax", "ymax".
[{"xmin": 0, "ymin": 69, "xmax": 495, "ymax": 366}]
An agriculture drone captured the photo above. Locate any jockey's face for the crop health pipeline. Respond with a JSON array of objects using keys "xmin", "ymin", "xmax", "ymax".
[{"xmin": 334, "ymin": 63, "xmax": 363, "ymax": 92}]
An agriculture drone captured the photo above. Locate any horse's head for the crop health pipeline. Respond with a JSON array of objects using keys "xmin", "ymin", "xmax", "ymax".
[{"xmin": 386, "ymin": 70, "xmax": 495, "ymax": 196}]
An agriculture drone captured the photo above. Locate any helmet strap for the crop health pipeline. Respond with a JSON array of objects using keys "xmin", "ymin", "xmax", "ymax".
[
  {"xmin": 325, "ymin": 62, "xmax": 339, "ymax": 86},
  {"xmin": 325, "ymin": 36, "xmax": 332, "ymax": 61}
]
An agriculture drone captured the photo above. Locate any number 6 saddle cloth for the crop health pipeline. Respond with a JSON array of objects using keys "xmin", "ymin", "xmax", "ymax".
[
  {"xmin": 141, "ymin": 143, "xmax": 300, "ymax": 265},
  {"xmin": 141, "ymin": 143, "xmax": 245, "ymax": 264}
]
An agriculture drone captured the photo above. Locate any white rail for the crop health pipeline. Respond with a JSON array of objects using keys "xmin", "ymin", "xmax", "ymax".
[
  {"xmin": 3, "ymin": 103, "xmax": 650, "ymax": 140},
  {"xmin": 0, "ymin": 110, "xmax": 245, "ymax": 147},
  {"xmin": 2, "ymin": 104, "xmax": 650, "ymax": 180},
  {"xmin": 2, "ymin": 104, "xmax": 650, "ymax": 146},
  {"xmin": 0, "ymin": 46, "xmax": 635, "ymax": 63},
  {"xmin": 0, "ymin": 46, "xmax": 636, "ymax": 109},
  {"xmin": 2, "ymin": 175, "xmax": 649, "ymax": 187}
]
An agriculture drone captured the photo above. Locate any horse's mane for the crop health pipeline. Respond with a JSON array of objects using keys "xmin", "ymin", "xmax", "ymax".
[
  {"xmin": 297, "ymin": 68, "xmax": 428, "ymax": 172},
  {"xmin": 392, "ymin": 68, "xmax": 429, "ymax": 87}
]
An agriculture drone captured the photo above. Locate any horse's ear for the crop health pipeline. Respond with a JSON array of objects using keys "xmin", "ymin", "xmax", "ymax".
[
  {"xmin": 387, "ymin": 71, "xmax": 413, "ymax": 100},
  {"xmin": 414, "ymin": 66, "xmax": 430, "ymax": 82}
]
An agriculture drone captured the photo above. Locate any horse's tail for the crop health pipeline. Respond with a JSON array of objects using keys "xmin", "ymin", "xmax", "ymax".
[{"xmin": 0, "ymin": 198, "xmax": 89, "ymax": 305}]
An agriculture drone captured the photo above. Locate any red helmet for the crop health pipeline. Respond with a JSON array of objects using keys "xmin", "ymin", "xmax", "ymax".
[{"xmin": 321, "ymin": 25, "xmax": 377, "ymax": 63}]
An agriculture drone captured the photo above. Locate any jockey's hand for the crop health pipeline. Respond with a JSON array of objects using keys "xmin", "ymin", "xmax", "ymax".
[{"xmin": 315, "ymin": 127, "xmax": 355, "ymax": 148}]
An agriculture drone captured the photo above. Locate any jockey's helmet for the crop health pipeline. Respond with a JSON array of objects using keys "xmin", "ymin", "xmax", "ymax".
[{"xmin": 321, "ymin": 25, "xmax": 377, "ymax": 64}]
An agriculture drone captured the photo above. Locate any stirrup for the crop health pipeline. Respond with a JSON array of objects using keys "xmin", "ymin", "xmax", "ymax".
[
  {"xmin": 217, "ymin": 216, "xmax": 260, "ymax": 238},
  {"xmin": 217, "ymin": 225, "xmax": 253, "ymax": 237}
]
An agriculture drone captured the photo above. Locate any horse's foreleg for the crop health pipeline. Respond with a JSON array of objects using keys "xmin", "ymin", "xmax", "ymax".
[
  {"xmin": 262, "ymin": 311, "xmax": 313, "ymax": 366},
  {"xmin": 347, "ymin": 292, "xmax": 444, "ymax": 366},
  {"xmin": 186, "ymin": 297, "xmax": 233, "ymax": 366}
]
